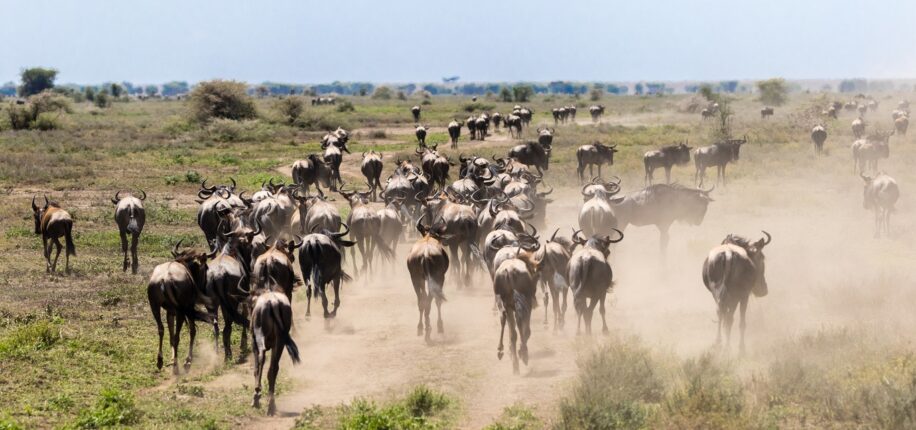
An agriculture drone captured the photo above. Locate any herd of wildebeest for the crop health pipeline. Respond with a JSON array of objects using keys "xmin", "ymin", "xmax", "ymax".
[{"xmin": 27, "ymin": 98, "xmax": 908, "ymax": 415}]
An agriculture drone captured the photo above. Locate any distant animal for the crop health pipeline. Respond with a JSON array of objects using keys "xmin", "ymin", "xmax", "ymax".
[
  {"xmin": 411, "ymin": 105, "xmax": 421, "ymax": 122},
  {"xmin": 112, "ymin": 190, "xmax": 146, "ymax": 274},
  {"xmin": 644, "ymin": 142, "xmax": 692, "ymax": 184},
  {"xmin": 407, "ymin": 218, "xmax": 450, "ymax": 342},
  {"xmin": 861, "ymin": 173, "xmax": 899, "ymax": 238},
  {"xmin": 415, "ymin": 125, "xmax": 430, "ymax": 147},
  {"xmin": 475, "ymin": 116, "xmax": 489, "ymax": 141},
  {"xmin": 493, "ymin": 245, "xmax": 542, "ymax": 374},
  {"xmin": 147, "ymin": 242, "xmax": 213, "ymax": 374},
  {"xmin": 811, "ymin": 125, "xmax": 827, "ymax": 155},
  {"xmin": 851, "ymin": 117, "xmax": 866, "ymax": 138},
  {"xmin": 361, "ymin": 151, "xmax": 383, "ymax": 202},
  {"xmin": 32, "ymin": 195, "xmax": 75, "ymax": 273},
  {"xmin": 611, "ymin": 184, "xmax": 714, "ymax": 253},
  {"xmin": 576, "ymin": 142, "xmax": 618, "ymax": 182},
  {"xmin": 505, "ymin": 114, "xmax": 523, "ymax": 139},
  {"xmin": 298, "ymin": 224, "xmax": 355, "ymax": 318},
  {"xmin": 466, "ymin": 115, "xmax": 478, "ymax": 140},
  {"xmin": 852, "ymin": 131, "xmax": 892, "ymax": 174},
  {"xmin": 508, "ymin": 140, "xmax": 551, "ymax": 174},
  {"xmin": 249, "ymin": 284, "xmax": 300, "ymax": 416},
  {"xmin": 567, "ymin": 230, "xmax": 623, "ymax": 334},
  {"xmin": 895, "ymin": 115, "xmax": 909, "ymax": 136},
  {"xmin": 536, "ymin": 127, "xmax": 554, "ymax": 148},
  {"xmin": 694, "ymin": 137, "xmax": 747, "ymax": 187},
  {"xmin": 447, "ymin": 120, "xmax": 462, "ymax": 149},
  {"xmin": 702, "ymin": 231, "xmax": 771, "ymax": 354},
  {"xmin": 760, "ymin": 107, "xmax": 774, "ymax": 119},
  {"xmin": 589, "ymin": 105, "xmax": 605, "ymax": 122}
]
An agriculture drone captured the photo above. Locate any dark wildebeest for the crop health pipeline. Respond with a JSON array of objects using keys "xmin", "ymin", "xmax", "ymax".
[
  {"xmin": 448, "ymin": 119, "xmax": 462, "ymax": 149},
  {"xmin": 147, "ymin": 241, "xmax": 213, "ymax": 374},
  {"xmin": 196, "ymin": 178, "xmax": 250, "ymax": 247},
  {"xmin": 407, "ymin": 218, "xmax": 450, "ymax": 342},
  {"xmin": 578, "ymin": 184, "xmax": 622, "ymax": 239},
  {"xmin": 852, "ymin": 117, "xmax": 866, "ymax": 138},
  {"xmin": 536, "ymin": 127, "xmax": 554, "ymax": 148},
  {"xmin": 491, "ymin": 112, "xmax": 502, "ymax": 131},
  {"xmin": 506, "ymin": 114, "xmax": 523, "ymax": 139},
  {"xmin": 852, "ymin": 131, "xmax": 893, "ymax": 174},
  {"xmin": 251, "ymin": 238, "xmax": 302, "ymax": 302},
  {"xmin": 611, "ymin": 184, "xmax": 714, "ymax": 253},
  {"xmin": 340, "ymin": 188, "xmax": 393, "ymax": 275},
  {"xmin": 206, "ymin": 221, "xmax": 261, "ymax": 361},
  {"xmin": 895, "ymin": 115, "xmax": 909, "ymax": 136},
  {"xmin": 494, "ymin": 246, "xmax": 542, "ymax": 374},
  {"xmin": 249, "ymin": 283, "xmax": 300, "ymax": 416},
  {"xmin": 292, "ymin": 155, "xmax": 333, "ymax": 197},
  {"xmin": 476, "ymin": 116, "xmax": 489, "ymax": 141},
  {"xmin": 466, "ymin": 115, "xmax": 478, "ymax": 140},
  {"xmin": 508, "ymin": 140, "xmax": 551, "ymax": 174},
  {"xmin": 323, "ymin": 142, "xmax": 345, "ymax": 192},
  {"xmin": 702, "ymin": 231, "xmax": 771, "ymax": 354},
  {"xmin": 643, "ymin": 142, "xmax": 692, "ymax": 185},
  {"xmin": 567, "ymin": 229, "xmax": 623, "ymax": 334},
  {"xmin": 360, "ymin": 151, "xmax": 383, "ymax": 202},
  {"xmin": 421, "ymin": 191, "xmax": 479, "ymax": 283},
  {"xmin": 811, "ymin": 125, "xmax": 828, "ymax": 155},
  {"xmin": 377, "ymin": 198, "xmax": 405, "ymax": 258},
  {"xmin": 415, "ymin": 124, "xmax": 430, "ymax": 147},
  {"xmin": 518, "ymin": 107, "xmax": 533, "ymax": 127},
  {"xmin": 694, "ymin": 136, "xmax": 747, "ymax": 187},
  {"xmin": 861, "ymin": 173, "xmax": 899, "ymax": 238},
  {"xmin": 32, "ymin": 195, "xmax": 76, "ymax": 273},
  {"xmin": 760, "ymin": 106, "xmax": 774, "ymax": 119},
  {"xmin": 112, "ymin": 190, "xmax": 146, "ymax": 273},
  {"xmin": 411, "ymin": 105, "xmax": 421, "ymax": 122},
  {"xmin": 576, "ymin": 142, "xmax": 618, "ymax": 182},
  {"xmin": 540, "ymin": 229, "xmax": 576, "ymax": 330},
  {"xmin": 588, "ymin": 105, "xmax": 605, "ymax": 122},
  {"xmin": 298, "ymin": 223, "xmax": 355, "ymax": 318}
]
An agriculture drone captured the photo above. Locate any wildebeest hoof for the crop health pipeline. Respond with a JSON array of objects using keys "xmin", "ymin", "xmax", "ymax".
[
  {"xmin": 519, "ymin": 348, "xmax": 529, "ymax": 365},
  {"xmin": 156, "ymin": 356, "xmax": 163, "ymax": 369},
  {"xmin": 602, "ymin": 327, "xmax": 609, "ymax": 335},
  {"xmin": 497, "ymin": 351, "xmax": 504, "ymax": 360},
  {"xmin": 252, "ymin": 395, "xmax": 261, "ymax": 409},
  {"xmin": 417, "ymin": 325, "xmax": 423, "ymax": 336},
  {"xmin": 437, "ymin": 322, "xmax": 444, "ymax": 334},
  {"xmin": 267, "ymin": 401, "xmax": 276, "ymax": 416}
]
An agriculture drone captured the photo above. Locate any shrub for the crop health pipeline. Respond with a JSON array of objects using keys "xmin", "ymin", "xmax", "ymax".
[
  {"xmin": 84, "ymin": 86, "xmax": 95, "ymax": 102},
  {"xmin": 661, "ymin": 353, "xmax": 748, "ymax": 429},
  {"xmin": 757, "ymin": 78, "xmax": 789, "ymax": 106},
  {"xmin": 72, "ymin": 388, "xmax": 140, "ymax": 428},
  {"xmin": 371, "ymin": 86, "xmax": 392, "ymax": 100},
  {"xmin": 184, "ymin": 170, "xmax": 202, "ymax": 183},
  {"xmin": 94, "ymin": 91, "xmax": 110, "ymax": 108},
  {"xmin": 188, "ymin": 80, "xmax": 257, "ymax": 123},
  {"xmin": 369, "ymin": 130, "xmax": 387, "ymax": 139},
  {"xmin": 463, "ymin": 102, "xmax": 495, "ymax": 113},
  {"xmin": 512, "ymin": 85, "xmax": 533, "ymax": 102},
  {"xmin": 19, "ymin": 67, "xmax": 57, "ymax": 97},
  {"xmin": 204, "ymin": 118, "xmax": 273, "ymax": 142},
  {"xmin": 0, "ymin": 316, "xmax": 62, "ymax": 359},
  {"xmin": 499, "ymin": 87, "xmax": 513, "ymax": 102},
  {"xmin": 33, "ymin": 112, "xmax": 60, "ymax": 131},
  {"xmin": 275, "ymin": 96, "xmax": 305, "ymax": 124},
  {"xmin": 336, "ymin": 100, "xmax": 355, "ymax": 112},
  {"xmin": 6, "ymin": 91, "xmax": 71, "ymax": 130}
]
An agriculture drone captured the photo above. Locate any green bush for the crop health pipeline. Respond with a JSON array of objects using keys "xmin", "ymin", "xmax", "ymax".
[
  {"xmin": 336, "ymin": 100, "xmax": 356, "ymax": 112},
  {"xmin": 275, "ymin": 96, "xmax": 305, "ymax": 124},
  {"xmin": 71, "ymin": 388, "xmax": 140, "ymax": 429},
  {"xmin": 94, "ymin": 91, "xmax": 110, "ymax": 108},
  {"xmin": 757, "ymin": 78, "xmax": 789, "ymax": 106},
  {"xmin": 33, "ymin": 112, "xmax": 60, "ymax": 130},
  {"xmin": 0, "ymin": 317, "xmax": 62, "ymax": 359},
  {"xmin": 189, "ymin": 80, "xmax": 257, "ymax": 123},
  {"xmin": 5, "ymin": 91, "xmax": 71, "ymax": 130},
  {"xmin": 371, "ymin": 86, "xmax": 393, "ymax": 100},
  {"xmin": 19, "ymin": 67, "xmax": 57, "ymax": 97},
  {"xmin": 204, "ymin": 118, "xmax": 274, "ymax": 142}
]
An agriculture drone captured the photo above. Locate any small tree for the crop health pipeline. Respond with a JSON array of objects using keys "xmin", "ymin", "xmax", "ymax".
[
  {"xmin": 255, "ymin": 86, "xmax": 269, "ymax": 98},
  {"xmin": 371, "ymin": 86, "xmax": 393, "ymax": 100},
  {"xmin": 19, "ymin": 67, "xmax": 58, "ymax": 97},
  {"xmin": 110, "ymin": 83, "xmax": 123, "ymax": 98},
  {"xmin": 275, "ymin": 96, "xmax": 305, "ymax": 124},
  {"xmin": 84, "ymin": 86, "xmax": 96, "ymax": 102},
  {"xmin": 756, "ymin": 78, "xmax": 788, "ymax": 106},
  {"xmin": 189, "ymin": 80, "xmax": 258, "ymax": 123},
  {"xmin": 95, "ymin": 90, "xmax": 111, "ymax": 108},
  {"xmin": 512, "ymin": 85, "xmax": 533, "ymax": 102},
  {"xmin": 7, "ymin": 91, "xmax": 71, "ymax": 130},
  {"xmin": 590, "ymin": 83, "xmax": 604, "ymax": 101},
  {"xmin": 145, "ymin": 85, "xmax": 158, "ymax": 97},
  {"xmin": 499, "ymin": 87, "xmax": 513, "ymax": 102}
]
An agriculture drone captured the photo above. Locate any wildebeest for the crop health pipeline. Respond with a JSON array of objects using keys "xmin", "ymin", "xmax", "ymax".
[
  {"xmin": 505, "ymin": 114, "xmax": 523, "ymax": 139},
  {"xmin": 251, "ymin": 238, "xmax": 302, "ymax": 302},
  {"xmin": 418, "ymin": 146, "xmax": 452, "ymax": 189},
  {"xmin": 536, "ymin": 127, "xmax": 554, "ymax": 148},
  {"xmin": 340, "ymin": 188, "xmax": 392, "ymax": 275},
  {"xmin": 540, "ymin": 229, "xmax": 575, "ymax": 330},
  {"xmin": 852, "ymin": 131, "xmax": 892, "ymax": 174},
  {"xmin": 518, "ymin": 107, "xmax": 533, "ymax": 127},
  {"xmin": 421, "ymin": 191, "xmax": 479, "ymax": 283},
  {"xmin": 491, "ymin": 112, "xmax": 502, "ymax": 131},
  {"xmin": 298, "ymin": 224, "xmax": 355, "ymax": 318},
  {"xmin": 292, "ymin": 155, "xmax": 333, "ymax": 196},
  {"xmin": 588, "ymin": 105, "xmax": 605, "ymax": 122},
  {"xmin": 206, "ymin": 221, "xmax": 261, "ymax": 361},
  {"xmin": 861, "ymin": 173, "xmax": 899, "ymax": 238},
  {"xmin": 292, "ymin": 193, "xmax": 341, "ymax": 235},
  {"xmin": 475, "ymin": 116, "xmax": 489, "ymax": 141},
  {"xmin": 508, "ymin": 140, "xmax": 551, "ymax": 174},
  {"xmin": 567, "ymin": 229, "xmax": 623, "ymax": 334},
  {"xmin": 415, "ymin": 124, "xmax": 430, "ymax": 147},
  {"xmin": 112, "ymin": 190, "xmax": 146, "ymax": 273},
  {"xmin": 447, "ymin": 119, "xmax": 462, "ymax": 149},
  {"xmin": 760, "ymin": 106, "xmax": 774, "ymax": 119},
  {"xmin": 196, "ymin": 178, "xmax": 250, "ymax": 247},
  {"xmin": 377, "ymin": 198, "xmax": 405, "ymax": 257},
  {"xmin": 694, "ymin": 137, "xmax": 747, "ymax": 187},
  {"xmin": 895, "ymin": 114, "xmax": 909, "ymax": 136},
  {"xmin": 493, "ymin": 246, "xmax": 542, "ymax": 374},
  {"xmin": 702, "ymin": 231, "xmax": 771, "ymax": 353},
  {"xmin": 249, "ymin": 284, "xmax": 300, "ymax": 416},
  {"xmin": 411, "ymin": 105, "xmax": 421, "ymax": 122},
  {"xmin": 360, "ymin": 151, "xmax": 383, "ymax": 202},
  {"xmin": 147, "ymin": 241, "xmax": 213, "ymax": 374},
  {"xmin": 323, "ymin": 141, "xmax": 345, "ymax": 192},
  {"xmin": 32, "ymin": 195, "xmax": 76, "ymax": 273},
  {"xmin": 852, "ymin": 117, "xmax": 866, "ymax": 138},
  {"xmin": 575, "ymin": 142, "xmax": 618, "ymax": 182},
  {"xmin": 407, "ymin": 218, "xmax": 450, "ymax": 342},
  {"xmin": 811, "ymin": 125, "xmax": 827, "ymax": 155},
  {"xmin": 578, "ymin": 185, "xmax": 621, "ymax": 239},
  {"xmin": 643, "ymin": 142, "xmax": 692, "ymax": 184},
  {"xmin": 611, "ymin": 184, "xmax": 714, "ymax": 253}
]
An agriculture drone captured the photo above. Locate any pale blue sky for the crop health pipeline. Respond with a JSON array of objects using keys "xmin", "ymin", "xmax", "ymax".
[{"xmin": 3, "ymin": 0, "xmax": 915, "ymax": 84}]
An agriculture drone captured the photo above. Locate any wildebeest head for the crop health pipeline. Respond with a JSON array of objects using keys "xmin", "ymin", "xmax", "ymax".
[
  {"xmin": 31, "ymin": 195, "xmax": 55, "ymax": 234},
  {"xmin": 722, "ymin": 231, "xmax": 771, "ymax": 297},
  {"xmin": 581, "ymin": 177, "xmax": 621, "ymax": 201},
  {"xmin": 171, "ymin": 240, "xmax": 217, "ymax": 291},
  {"xmin": 571, "ymin": 228, "xmax": 624, "ymax": 257},
  {"xmin": 111, "ymin": 189, "xmax": 147, "ymax": 205}
]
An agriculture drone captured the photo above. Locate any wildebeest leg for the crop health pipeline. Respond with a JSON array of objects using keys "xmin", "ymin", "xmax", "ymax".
[
  {"xmin": 239, "ymin": 326, "xmax": 249, "ymax": 359},
  {"xmin": 221, "ymin": 307, "xmax": 233, "ymax": 361},
  {"xmin": 120, "ymin": 231, "xmax": 129, "ymax": 272},
  {"xmin": 434, "ymin": 277, "xmax": 445, "ymax": 334},
  {"xmin": 423, "ymin": 293, "xmax": 433, "ymax": 342},
  {"xmin": 42, "ymin": 237, "xmax": 50, "ymax": 272},
  {"xmin": 645, "ymin": 166, "xmax": 652, "ymax": 185},
  {"xmin": 151, "ymin": 302, "xmax": 165, "ymax": 370},
  {"xmin": 597, "ymin": 164, "xmax": 603, "ymax": 180},
  {"xmin": 658, "ymin": 224, "xmax": 670, "ymax": 256},
  {"xmin": 320, "ymin": 283, "xmax": 331, "ymax": 318},
  {"xmin": 130, "ymin": 232, "xmax": 140, "ymax": 274},
  {"xmin": 251, "ymin": 339, "xmax": 266, "ymax": 409},
  {"xmin": 497, "ymin": 307, "xmax": 507, "ymax": 360},
  {"xmin": 305, "ymin": 284, "xmax": 312, "ymax": 318},
  {"xmin": 585, "ymin": 298, "xmax": 598, "ymax": 335},
  {"xmin": 723, "ymin": 304, "xmax": 736, "ymax": 350},
  {"xmin": 577, "ymin": 163, "xmax": 585, "ymax": 183},
  {"xmin": 448, "ymin": 244, "xmax": 460, "ymax": 285},
  {"xmin": 738, "ymin": 297, "xmax": 749, "ymax": 355},
  {"xmin": 664, "ymin": 166, "xmax": 672, "ymax": 184},
  {"xmin": 185, "ymin": 318, "xmax": 196, "ymax": 371},
  {"xmin": 884, "ymin": 207, "xmax": 892, "ymax": 237},
  {"xmin": 508, "ymin": 309, "xmax": 519, "ymax": 374},
  {"xmin": 357, "ymin": 238, "xmax": 368, "ymax": 275},
  {"xmin": 410, "ymin": 272, "xmax": 426, "ymax": 336},
  {"xmin": 51, "ymin": 238, "xmax": 63, "ymax": 272},
  {"xmin": 518, "ymin": 305, "xmax": 530, "ymax": 366},
  {"xmin": 874, "ymin": 208, "xmax": 881, "ymax": 238},
  {"xmin": 542, "ymin": 279, "xmax": 550, "ymax": 327},
  {"xmin": 715, "ymin": 305, "xmax": 724, "ymax": 346},
  {"xmin": 559, "ymin": 287, "xmax": 568, "ymax": 330},
  {"xmin": 331, "ymin": 278, "xmax": 341, "ymax": 317},
  {"xmin": 588, "ymin": 164, "xmax": 594, "ymax": 179},
  {"xmin": 167, "ymin": 312, "xmax": 179, "ymax": 375},
  {"xmin": 267, "ymin": 345, "xmax": 282, "ymax": 415},
  {"xmin": 598, "ymin": 293, "xmax": 609, "ymax": 335}
]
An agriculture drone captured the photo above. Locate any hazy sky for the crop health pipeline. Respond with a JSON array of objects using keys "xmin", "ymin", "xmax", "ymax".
[{"xmin": 3, "ymin": 0, "xmax": 915, "ymax": 84}]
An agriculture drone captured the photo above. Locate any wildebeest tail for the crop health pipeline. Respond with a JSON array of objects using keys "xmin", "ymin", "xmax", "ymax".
[
  {"xmin": 373, "ymin": 231, "xmax": 395, "ymax": 261},
  {"xmin": 215, "ymin": 279, "xmax": 250, "ymax": 326},
  {"xmin": 64, "ymin": 220, "xmax": 76, "ymax": 256},
  {"xmin": 514, "ymin": 290, "xmax": 532, "ymax": 323},
  {"xmin": 423, "ymin": 260, "xmax": 446, "ymax": 303},
  {"xmin": 126, "ymin": 206, "xmax": 141, "ymax": 235},
  {"xmin": 269, "ymin": 302, "xmax": 300, "ymax": 364}
]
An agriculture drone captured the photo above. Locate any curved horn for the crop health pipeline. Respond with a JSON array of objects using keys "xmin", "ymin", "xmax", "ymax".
[
  {"xmin": 112, "ymin": 190, "xmax": 122, "ymax": 204},
  {"xmin": 229, "ymin": 177, "xmax": 237, "ymax": 190},
  {"xmin": 138, "ymin": 190, "xmax": 147, "ymax": 201},
  {"xmin": 197, "ymin": 189, "xmax": 212, "ymax": 199},
  {"xmin": 608, "ymin": 228, "xmax": 625, "ymax": 243},
  {"xmin": 526, "ymin": 223, "xmax": 538, "ymax": 239},
  {"xmin": 581, "ymin": 183, "xmax": 595, "ymax": 196},
  {"xmin": 172, "ymin": 239, "xmax": 184, "ymax": 257},
  {"xmin": 537, "ymin": 185, "xmax": 553, "ymax": 197},
  {"xmin": 252, "ymin": 220, "xmax": 262, "ymax": 237},
  {"xmin": 571, "ymin": 229, "xmax": 587, "ymax": 245},
  {"xmin": 760, "ymin": 230, "xmax": 772, "ymax": 246},
  {"xmin": 702, "ymin": 184, "xmax": 716, "ymax": 194},
  {"xmin": 332, "ymin": 222, "xmax": 351, "ymax": 238},
  {"xmin": 31, "ymin": 195, "xmax": 38, "ymax": 211},
  {"xmin": 549, "ymin": 228, "xmax": 559, "ymax": 242},
  {"xmin": 43, "ymin": 195, "xmax": 49, "ymax": 208}
]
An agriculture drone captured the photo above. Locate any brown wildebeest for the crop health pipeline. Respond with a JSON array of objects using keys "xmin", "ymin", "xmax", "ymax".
[
  {"xmin": 411, "ymin": 105, "xmax": 421, "ymax": 122},
  {"xmin": 703, "ymin": 231, "xmax": 771, "ymax": 354},
  {"xmin": 760, "ymin": 106, "xmax": 774, "ymax": 119},
  {"xmin": 360, "ymin": 151, "xmax": 383, "ymax": 202},
  {"xmin": 32, "ymin": 195, "xmax": 76, "ymax": 273},
  {"xmin": 851, "ymin": 117, "xmax": 866, "ymax": 138},
  {"xmin": 644, "ymin": 141, "xmax": 691, "ymax": 184},
  {"xmin": 895, "ymin": 115, "xmax": 909, "ymax": 136},
  {"xmin": 447, "ymin": 119, "xmax": 463, "ymax": 149},
  {"xmin": 588, "ymin": 105, "xmax": 605, "ymax": 122},
  {"xmin": 540, "ymin": 229, "xmax": 576, "ymax": 331},
  {"xmin": 206, "ymin": 221, "xmax": 261, "ymax": 361},
  {"xmin": 694, "ymin": 136, "xmax": 747, "ymax": 187},
  {"xmin": 494, "ymin": 246, "xmax": 542, "ymax": 374},
  {"xmin": 339, "ymin": 188, "xmax": 393, "ymax": 275},
  {"xmin": 611, "ymin": 183, "xmax": 714, "ymax": 254},
  {"xmin": 415, "ymin": 124, "xmax": 430, "ymax": 147},
  {"xmin": 576, "ymin": 142, "xmax": 618, "ymax": 182},
  {"xmin": 862, "ymin": 173, "xmax": 899, "ymax": 238},
  {"xmin": 147, "ymin": 241, "xmax": 214, "ymax": 374},
  {"xmin": 568, "ymin": 229, "xmax": 623, "ymax": 334},
  {"xmin": 249, "ymin": 284, "xmax": 300, "ymax": 416},
  {"xmin": 852, "ymin": 131, "xmax": 892, "ymax": 174},
  {"xmin": 407, "ymin": 218, "xmax": 450, "ymax": 342},
  {"xmin": 811, "ymin": 125, "xmax": 827, "ymax": 155},
  {"xmin": 298, "ymin": 223, "xmax": 356, "ymax": 318},
  {"xmin": 112, "ymin": 190, "xmax": 146, "ymax": 273}
]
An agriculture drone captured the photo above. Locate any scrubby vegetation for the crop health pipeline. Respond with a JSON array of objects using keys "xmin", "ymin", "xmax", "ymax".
[{"xmin": 189, "ymin": 79, "xmax": 258, "ymax": 123}]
